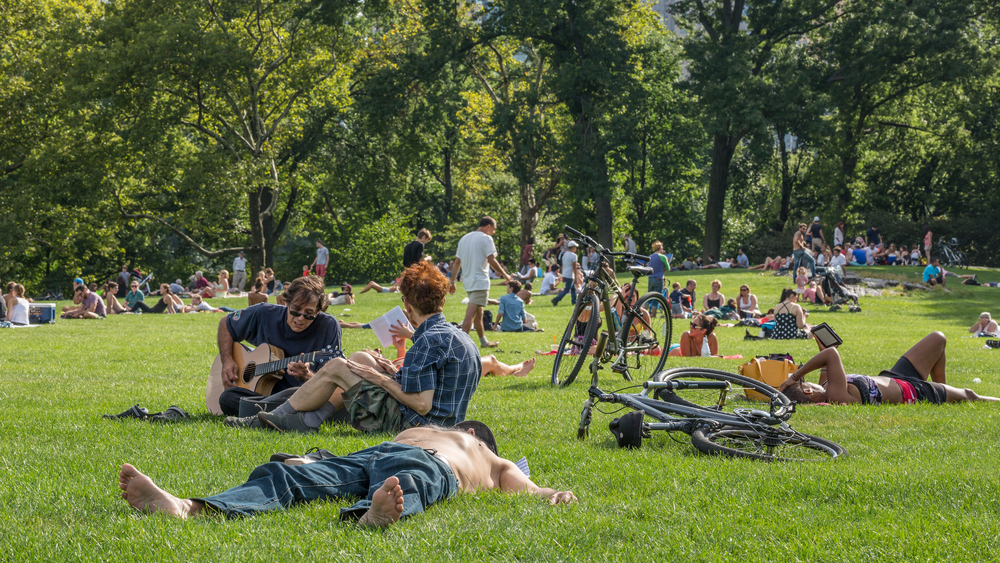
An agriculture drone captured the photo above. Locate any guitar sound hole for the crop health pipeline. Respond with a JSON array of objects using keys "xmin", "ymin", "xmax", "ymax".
[{"xmin": 243, "ymin": 363, "xmax": 256, "ymax": 384}]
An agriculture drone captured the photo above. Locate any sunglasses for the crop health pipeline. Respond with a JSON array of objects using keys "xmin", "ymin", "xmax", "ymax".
[{"xmin": 288, "ymin": 309, "xmax": 317, "ymax": 321}]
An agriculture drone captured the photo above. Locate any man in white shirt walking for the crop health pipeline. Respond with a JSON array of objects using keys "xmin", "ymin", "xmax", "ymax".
[
  {"xmin": 450, "ymin": 217, "xmax": 511, "ymax": 347},
  {"xmin": 551, "ymin": 241, "xmax": 580, "ymax": 306},
  {"xmin": 232, "ymin": 251, "xmax": 247, "ymax": 293}
]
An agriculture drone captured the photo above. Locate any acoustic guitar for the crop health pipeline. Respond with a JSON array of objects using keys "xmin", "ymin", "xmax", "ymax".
[{"xmin": 205, "ymin": 343, "xmax": 339, "ymax": 415}]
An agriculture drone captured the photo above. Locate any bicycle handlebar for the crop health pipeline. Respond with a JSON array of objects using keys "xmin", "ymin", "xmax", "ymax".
[{"xmin": 563, "ymin": 225, "xmax": 650, "ymax": 264}]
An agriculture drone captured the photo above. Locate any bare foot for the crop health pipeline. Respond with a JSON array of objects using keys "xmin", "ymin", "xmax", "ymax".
[
  {"xmin": 510, "ymin": 357, "xmax": 536, "ymax": 377},
  {"xmin": 118, "ymin": 464, "xmax": 201, "ymax": 518},
  {"xmin": 483, "ymin": 341, "xmax": 499, "ymax": 348},
  {"xmin": 358, "ymin": 476, "xmax": 404, "ymax": 528}
]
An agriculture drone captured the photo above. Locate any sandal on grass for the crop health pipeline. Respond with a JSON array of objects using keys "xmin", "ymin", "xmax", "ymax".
[
  {"xmin": 102, "ymin": 404, "xmax": 150, "ymax": 420},
  {"xmin": 148, "ymin": 406, "xmax": 192, "ymax": 423}
]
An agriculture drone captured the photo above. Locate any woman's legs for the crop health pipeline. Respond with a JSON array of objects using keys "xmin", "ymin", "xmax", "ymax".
[
  {"xmin": 942, "ymin": 385, "xmax": 999, "ymax": 403},
  {"xmin": 480, "ymin": 354, "xmax": 535, "ymax": 377},
  {"xmin": 901, "ymin": 331, "xmax": 947, "ymax": 384},
  {"xmin": 360, "ymin": 281, "xmax": 384, "ymax": 294}
]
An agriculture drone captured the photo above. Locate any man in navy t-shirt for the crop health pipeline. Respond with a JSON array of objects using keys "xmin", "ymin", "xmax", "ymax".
[{"xmin": 215, "ymin": 275, "xmax": 343, "ymax": 416}]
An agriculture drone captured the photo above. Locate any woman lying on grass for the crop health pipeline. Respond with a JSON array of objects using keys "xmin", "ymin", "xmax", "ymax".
[
  {"xmin": 779, "ymin": 332, "xmax": 998, "ymax": 405},
  {"xmin": 668, "ymin": 314, "xmax": 719, "ymax": 357}
]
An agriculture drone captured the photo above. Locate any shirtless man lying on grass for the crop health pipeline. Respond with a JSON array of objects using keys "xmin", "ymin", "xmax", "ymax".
[{"xmin": 118, "ymin": 423, "xmax": 576, "ymax": 527}]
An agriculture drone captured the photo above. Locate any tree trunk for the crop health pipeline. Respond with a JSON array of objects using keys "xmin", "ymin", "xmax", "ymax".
[
  {"xmin": 260, "ymin": 185, "xmax": 275, "ymax": 269},
  {"xmin": 595, "ymin": 195, "xmax": 613, "ymax": 249},
  {"xmin": 775, "ymin": 126, "xmax": 793, "ymax": 231},
  {"xmin": 838, "ymin": 128, "xmax": 857, "ymax": 216},
  {"xmin": 248, "ymin": 186, "xmax": 266, "ymax": 276},
  {"xmin": 702, "ymin": 134, "xmax": 738, "ymax": 261}
]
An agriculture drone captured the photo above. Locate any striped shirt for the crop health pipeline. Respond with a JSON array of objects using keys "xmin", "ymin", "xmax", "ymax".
[{"xmin": 396, "ymin": 313, "xmax": 481, "ymax": 427}]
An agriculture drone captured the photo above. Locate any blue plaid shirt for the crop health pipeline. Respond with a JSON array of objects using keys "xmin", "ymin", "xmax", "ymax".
[{"xmin": 396, "ymin": 313, "xmax": 481, "ymax": 427}]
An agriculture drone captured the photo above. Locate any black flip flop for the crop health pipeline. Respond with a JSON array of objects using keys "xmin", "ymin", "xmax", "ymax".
[
  {"xmin": 103, "ymin": 404, "xmax": 149, "ymax": 420},
  {"xmin": 148, "ymin": 406, "xmax": 192, "ymax": 423}
]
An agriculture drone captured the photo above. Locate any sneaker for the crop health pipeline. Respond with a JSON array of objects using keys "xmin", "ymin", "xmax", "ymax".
[
  {"xmin": 270, "ymin": 447, "xmax": 338, "ymax": 465},
  {"xmin": 986, "ymin": 340, "xmax": 1000, "ymax": 349},
  {"xmin": 551, "ymin": 298, "xmax": 559, "ymax": 306},
  {"xmin": 224, "ymin": 414, "xmax": 264, "ymax": 429},
  {"xmin": 257, "ymin": 411, "xmax": 316, "ymax": 434}
]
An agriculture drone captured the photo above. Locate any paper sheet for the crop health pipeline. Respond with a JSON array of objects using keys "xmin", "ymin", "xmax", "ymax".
[{"xmin": 368, "ymin": 306, "xmax": 412, "ymax": 347}]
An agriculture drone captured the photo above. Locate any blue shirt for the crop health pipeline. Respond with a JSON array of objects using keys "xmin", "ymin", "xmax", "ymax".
[
  {"xmin": 851, "ymin": 249, "xmax": 867, "ymax": 264},
  {"xmin": 737, "ymin": 254, "xmax": 749, "ymax": 268},
  {"xmin": 649, "ymin": 253, "xmax": 665, "ymax": 279},
  {"xmin": 396, "ymin": 313, "xmax": 481, "ymax": 427},
  {"xmin": 226, "ymin": 303, "xmax": 344, "ymax": 389},
  {"xmin": 923, "ymin": 265, "xmax": 941, "ymax": 283},
  {"xmin": 497, "ymin": 293, "xmax": 526, "ymax": 331}
]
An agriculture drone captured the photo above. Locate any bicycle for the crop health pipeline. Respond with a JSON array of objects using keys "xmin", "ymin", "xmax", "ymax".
[
  {"xmin": 576, "ymin": 362, "xmax": 846, "ymax": 461},
  {"xmin": 551, "ymin": 226, "xmax": 673, "ymax": 387},
  {"xmin": 935, "ymin": 237, "xmax": 968, "ymax": 269}
]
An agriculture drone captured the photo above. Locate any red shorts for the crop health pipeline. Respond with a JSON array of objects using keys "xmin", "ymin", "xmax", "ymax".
[{"xmin": 316, "ymin": 264, "xmax": 327, "ymax": 277}]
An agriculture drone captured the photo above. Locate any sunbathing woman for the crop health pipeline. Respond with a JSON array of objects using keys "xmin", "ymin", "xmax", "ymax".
[
  {"xmin": 130, "ymin": 284, "xmax": 183, "ymax": 314},
  {"xmin": 779, "ymin": 332, "xmax": 999, "ymax": 405},
  {"xmin": 359, "ymin": 280, "xmax": 400, "ymax": 294},
  {"xmin": 103, "ymin": 282, "xmax": 128, "ymax": 314},
  {"xmin": 969, "ymin": 312, "xmax": 999, "ymax": 337},
  {"xmin": 748, "ymin": 256, "xmax": 786, "ymax": 272},
  {"xmin": 248, "ymin": 279, "xmax": 269, "ymax": 306},
  {"xmin": 668, "ymin": 314, "xmax": 719, "ymax": 357}
]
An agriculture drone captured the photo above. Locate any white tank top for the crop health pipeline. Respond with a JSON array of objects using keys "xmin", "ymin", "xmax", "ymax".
[
  {"xmin": 10, "ymin": 298, "xmax": 29, "ymax": 325},
  {"xmin": 738, "ymin": 295, "xmax": 753, "ymax": 310}
]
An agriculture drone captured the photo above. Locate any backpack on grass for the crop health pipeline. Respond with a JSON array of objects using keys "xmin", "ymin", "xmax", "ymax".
[{"xmin": 737, "ymin": 356, "xmax": 798, "ymax": 401}]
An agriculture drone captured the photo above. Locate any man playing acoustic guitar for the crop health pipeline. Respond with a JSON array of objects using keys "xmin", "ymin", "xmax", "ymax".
[
  {"xmin": 215, "ymin": 275, "xmax": 344, "ymax": 417},
  {"xmin": 226, "ymin": 261, "xmax": 482, "ymax": 434}
]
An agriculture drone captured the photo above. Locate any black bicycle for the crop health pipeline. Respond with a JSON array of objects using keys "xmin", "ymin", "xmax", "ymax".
[
  {"xmin": 551, "ymin": 226, "xmax": 672, "ymax": 386},
  {"xmin": 577, "ymin": 357, "xmax": 846, "ymax": 460},
  {"xmin": 935, "ymin": 237, "xmax": 968, "ymax": 269}
]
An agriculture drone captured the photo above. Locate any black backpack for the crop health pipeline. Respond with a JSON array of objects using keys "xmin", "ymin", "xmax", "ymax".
[{"xmin": 482, "ymin": 309, "xmax": 494, "ymax": 328}]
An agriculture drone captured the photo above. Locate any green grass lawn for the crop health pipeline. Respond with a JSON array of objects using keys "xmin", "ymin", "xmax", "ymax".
[{"xmin": 2, "ymin": 266, "xmax": 1000, "ymax": 561}]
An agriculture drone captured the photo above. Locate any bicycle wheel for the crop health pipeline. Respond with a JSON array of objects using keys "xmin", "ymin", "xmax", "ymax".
[
  {"xmin": 551, "ymin": 293, "xmax": 600, "ymax": 386},
  {"xmin": 615, "ymin": 292, "xmax": 671, "ymax": 382},
  {"xmin": 955, "ymin": 250, "xmax": 969, "ymax": 269},
  {"xmin": 650, "ymin": 367, "xmax": 792, "ymax": 415},
  {"xmin": 690, "ymin": 427, "xmax": 845, "ymax": 461}
]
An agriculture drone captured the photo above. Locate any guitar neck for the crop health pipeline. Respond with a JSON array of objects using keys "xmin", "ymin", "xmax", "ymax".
[{"xmin": 256, "ymin": 352, "xmax": 315, "ymax": 377}]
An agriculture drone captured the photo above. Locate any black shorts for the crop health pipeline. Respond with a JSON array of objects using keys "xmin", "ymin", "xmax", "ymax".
[{"xmin": 879, "ymin": 356, "xmax": 947, "ymax": 404}]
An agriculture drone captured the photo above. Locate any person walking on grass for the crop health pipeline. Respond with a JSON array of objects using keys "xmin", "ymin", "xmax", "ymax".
[
  {"xmin": 404, "ymin": 229, "xmax": 432, "ymax": 269},
  {"xmin": 117, "ymin": 422, "xmax": 576, "ymax": 528},
  {"xmin": 310, "ymin": 240, "xmax": 329, "ymax": 280},
  {"xmin": 551, "ymin": 240, "xmax": 580, "ymax": 307},
  {"xmin": 792, "ymin": 223, "xmax": 816, "ymax": 277},
  {"xmin": 450, "ymin": 216, "xmax": 511, "ymax": 348},
  {"xmin": 232, "ymin": 251, "xmax": 247, "ymax": 293}
]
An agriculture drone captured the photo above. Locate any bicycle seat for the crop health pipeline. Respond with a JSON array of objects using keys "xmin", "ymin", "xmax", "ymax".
[{"xmin": 627, "ymin": 265, "xmax": 653, "ymax": 277}]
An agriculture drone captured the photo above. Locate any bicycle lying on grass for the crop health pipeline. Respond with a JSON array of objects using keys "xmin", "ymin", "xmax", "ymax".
[
  {"xmin": 576, "ymin": 354, "xmax": 846, "ymax": 461},
  {"xmin": 551, "ymin": 226, "xmax": 672, "ymax": 386}
]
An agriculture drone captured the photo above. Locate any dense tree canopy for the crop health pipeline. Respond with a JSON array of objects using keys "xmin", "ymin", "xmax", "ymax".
[{"xmin": 2, "ymin": 0, "xmax": 999, "ymax": 294}]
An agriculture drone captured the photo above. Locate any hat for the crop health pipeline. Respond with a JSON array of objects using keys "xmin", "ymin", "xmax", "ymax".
[
  {"xmin": 453, "ymin": 420, "xmax": 498, "ymax": 457},
  {"xmin": 813, "ymin": 216, "xmax": 820, "ymax": 222},
  {"xmin": 567, "ymin": 241, "xmax": 578, "ymax": 248},
  {"xmin": 74, "ymin": 278, "xmax": 84, "ymax": 285}
]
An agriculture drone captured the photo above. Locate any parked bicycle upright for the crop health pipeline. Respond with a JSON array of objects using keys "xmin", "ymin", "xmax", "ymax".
[{"xmin": 551, "ymin": 226, "xmax": 673, "ymax": 386}]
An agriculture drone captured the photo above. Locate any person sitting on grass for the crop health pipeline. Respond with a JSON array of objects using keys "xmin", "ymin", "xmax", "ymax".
[
  {"xmin": 538, "ymin": 264, "xmax": 561, "ymax": 296},
  {"xmin": 770, "ymin": 288, "xmax": 810, "ymax": 339},
  {"xmin": 923, "ymin": 258, "xmax": 944, "ymax": 286},
  {"xmin": 6, "ymin": 283, "xmax": 29, "ymax": 325},
  {"xmin": 64, "ymin": 284, "xmax": 107, "ymax": 319},
  {"xmin": 124, "ymin": 280, "xmax": 144, "ymax": 310},
  {"xmin": 668, "ymin": 314, "xmax": 719, "ymax": 357},
  {"xmin": 117, "ymin": 423, "xmax": 576, "ymax": 527},
  {"xmin": 130, "ymin": 284, "xmax": 182, "ymax": 314},
  {"xmin": 702, "ymin": 279, "xmax": 725, "ymax": 312},
  {"xmin": 494, "ymin": 280, "xmax": 534, "ymax": 332},
  {"xmin": 737, "ymin": 284, "xmax": 761, "ymax": 318},
  {"xmin": 103, "ymin": 282, "xmax": 128, "ymax": 314},
  {"xmin": 970, "ymin": 312, "xmax": 999, "ymax": 337},
  {"xmin": 60, "ymin": 278, "xmax": 86, "ymax": 314},
  {"xmin": 669, "ymin": 282, "xmax": 693, "ymax": 318},
  {"xmin": 779, "ymin": 332, "xmax": 999, "ymax": 405},
  {"xmin": 225, "ymin": 262, "xmax": 481, "ymax": 434},
  {"xmin": 516, "ymin": 282, "xmax": 533, "ymax": 305},
  {"xmin": 359, "ymin": 280, "xmax": 400, "ymax": 294},
  {"xmin": 802, "ymin": 281, "xmax": 832, "ymax": 306}
]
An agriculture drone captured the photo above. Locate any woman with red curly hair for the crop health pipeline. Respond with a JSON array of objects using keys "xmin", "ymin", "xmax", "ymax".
[{"xmin": 227, "ymin": 262, "xmax": 483, "ymax": 434}]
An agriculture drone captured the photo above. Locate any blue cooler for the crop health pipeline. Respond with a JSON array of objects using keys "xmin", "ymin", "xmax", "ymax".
[{"xmin": 29, "ymin": 303, "xmax": 57, "ymax": 324}]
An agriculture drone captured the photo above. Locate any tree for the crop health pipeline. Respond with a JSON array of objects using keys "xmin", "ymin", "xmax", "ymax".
[
  {"xmin": 90, "ymin": 0, "xmax": 362, "ymax": 273},
  {"xmin": 671, "ymin": 0, "xmax": 844, "ymax": 259}
]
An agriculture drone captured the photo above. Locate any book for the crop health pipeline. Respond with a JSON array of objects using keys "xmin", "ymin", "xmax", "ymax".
[{"xmin": 368, "ymin": 306, "xmax": 412, "ymax": 348}]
